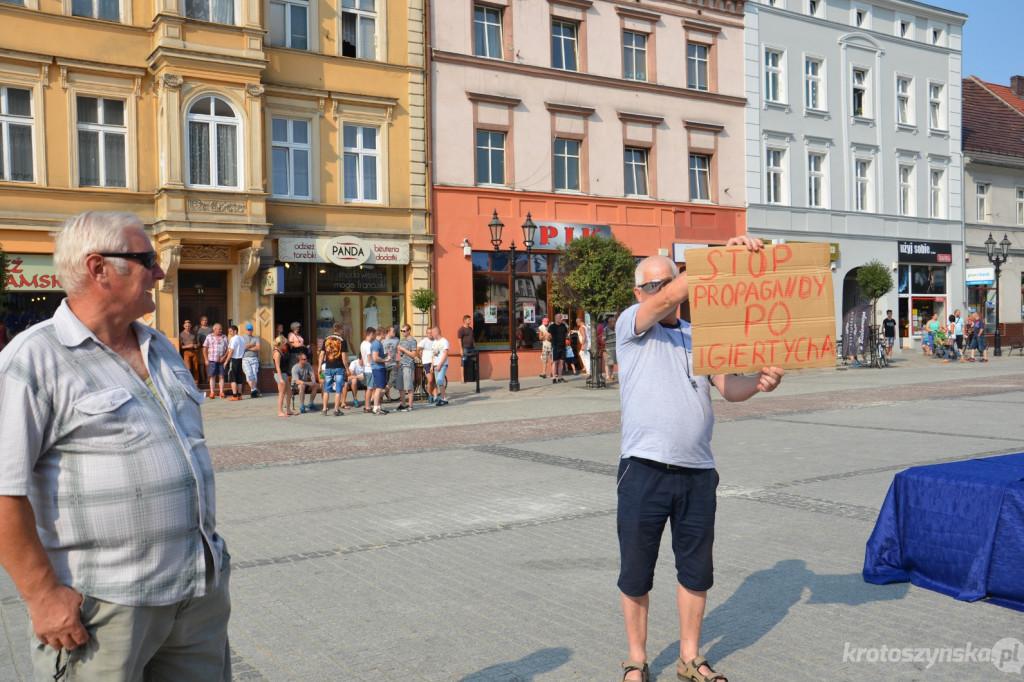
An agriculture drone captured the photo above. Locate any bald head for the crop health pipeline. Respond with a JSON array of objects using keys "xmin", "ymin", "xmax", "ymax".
[{"xmin": 634, "ymin": 255, "xmax": 678, "ymax": 287}]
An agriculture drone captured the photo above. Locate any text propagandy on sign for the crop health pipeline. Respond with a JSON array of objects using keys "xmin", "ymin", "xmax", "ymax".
[{"xmin": 686, "ymin": 242, "xmax": 836, "ymax": 374}]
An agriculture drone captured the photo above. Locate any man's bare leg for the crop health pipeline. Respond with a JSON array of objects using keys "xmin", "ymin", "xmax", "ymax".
[
  {"xmin": 621, "ymin": 592, "xmax": 649, "ymax": 681},
  {"xmin": 678, "ymin": 585, "xmax": 722, "ymax": 680}
]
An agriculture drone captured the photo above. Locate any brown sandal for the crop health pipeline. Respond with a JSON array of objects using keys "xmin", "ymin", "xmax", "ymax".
[
  {"xmin": 678, "ymin": 656, "xmax": 726, "ymax": 682},
  {"xmin": 621, "ymin": 660, "xmax": 649, "ymax": 682}
]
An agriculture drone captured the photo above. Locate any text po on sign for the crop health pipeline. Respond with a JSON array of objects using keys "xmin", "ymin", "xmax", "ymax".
[{"xmin": 686, "ymin": 242, "xmax": 836, "ymax": 374}]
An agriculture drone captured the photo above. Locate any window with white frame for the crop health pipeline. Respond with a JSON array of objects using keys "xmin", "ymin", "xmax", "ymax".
[
  {"xmin": 804, "ymin": 57, "xmax": 823, "ymax": 110},
  {"xmin": 474, "ymin": 4, "xmax": 503, "ymax": 59},
  {"xmin": 341, "ymin": 0, "xmax": 376, "ymax": 59},
  {"xmin": 269, "ymin": 0, "xmax": 309, "ymax": 50},
  {"xmin": 855, "ymin": 158, "xmax": 872, "ymax": 211},
  {"xmin": 185, "ymin": 0, "xmax": 235, "ymax": 24},
  {"xmin": 930, "ymin": 169, "xmax": 944, "ymax": 218},
  {"xmin": 896, "ymin": 76, "xmax": 912, "ymax": 125},
  {"xmin": 476, "ymin": 129, "xmax": 505, "ymax": 186},
  {"xmin": 77, "ymin": 96, "xmax": 126, "ymax": 188},
  {"xmin": 765, "ymin": 148, "xmax": 785, "ymax": 204},
  {"xmin": 898, "ymin": 18, "xmax": 912, "ymax": 39},
  {"xmin": 553, "ymin": 137, "xmax": 580, "ymax": 192},
  {"xmin": 687, "ymin": 43, "xmax": 709, "ymax": 91},
  {"xmin": 187, "ymin": 96, "xmax": 240, "ymax": 189},
  {"xmin": 807, "ymin": 151, "xmax": 825, "ymax": 207},
  {"xmin": 807, "ymin": 0, "xmax": 822, "ymax": 18},
  {"xmin": 623, "ymin": 31, "xmax": 647, "ymax": 81},
  {"xmin": 271, "ymin": 117, "xmax": 311, "ymax": 199},
  {"xmin": 552, "ymin": 20, "xmax": 579, "ymax": 71},
  {"xmin": 72, "ymin": 0, "xmax": 118, "ymax": 21},
  {"xmin": 898, "ymin": 164, "xmax": 914, "ymax": 216},
  {"xmin": 854, "ymin": 7, "xmax": 867, "ymax": 28},
  {"xmin": 852, "ymin": 67, "xmax": 869, "ymax": 117},
  {"xmin": 343, "ymin": 123, "xmax": 379, "ymax": 201},
  {"xmin": 0, "ymin": 86, "xmax": 34, "ymax": 183},
  {"xmin": 931, "ymin": 27, "xmax": 942, "ymax": 45},
  {"xmin": 0, "ymin": 0, "xmax": 27, "ymax": 5},
  {"xmin": 689, "ymin": 154, "xmax": 710, "ymax": 201},
  {"xmin": 976, "ymin": 183, "xmax": 990, "ymax": 222},
  {"xmin": 624, "ymin": 147, "xmax": 649, "ymax": 197},
  {"xmin": 929, "ymin": 83, "xmax": 944, "ymax": 130},
  {"xmin": 1017, "ymin": 187, "xmax": 1024, "ymax": 225},
  {"xmin": 764, "ymin": 49, "xmax": 784, "ymax": 103}
]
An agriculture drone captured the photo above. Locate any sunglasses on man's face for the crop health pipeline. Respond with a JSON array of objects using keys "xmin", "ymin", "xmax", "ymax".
[
  {"xmin": 97, "ymin": 251, "xmax": 159, "ymax": 270},
  {"xmin": 637, "ymin": 277, "xmax": 674, "ymax": 294}
]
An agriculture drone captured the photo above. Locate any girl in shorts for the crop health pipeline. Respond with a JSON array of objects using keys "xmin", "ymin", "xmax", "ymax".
[{"xmin": 273, "ymin": 335, "xmax": 296, "ymax": 417}]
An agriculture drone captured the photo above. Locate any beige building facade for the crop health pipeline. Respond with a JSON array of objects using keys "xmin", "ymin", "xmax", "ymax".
[{"xmin": 0, "ymin": 0, "xmax": 428, "ymax": 372}]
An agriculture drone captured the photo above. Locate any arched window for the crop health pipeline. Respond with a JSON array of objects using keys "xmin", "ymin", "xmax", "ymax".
[{"xmin": 186, "ymin": 96, "xmax": 240, "ymax": 190}]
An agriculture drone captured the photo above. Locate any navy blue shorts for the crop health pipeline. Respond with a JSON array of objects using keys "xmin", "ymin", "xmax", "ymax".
[
  {"xmin": 371, "ymin": 367, "xmax": 387, "ymax": 389},
  {"xmin": 552, "ymin": 345, "xmax": 566, "ymax": 361},
  {"xmin": 616, "ymin": 457, "xmax": 718, "ymax": 596}
]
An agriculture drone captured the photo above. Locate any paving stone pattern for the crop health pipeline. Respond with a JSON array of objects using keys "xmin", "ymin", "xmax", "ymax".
[{"xmin": 2, "ymin": 353, "xmax": 1024, "ymax": 680}]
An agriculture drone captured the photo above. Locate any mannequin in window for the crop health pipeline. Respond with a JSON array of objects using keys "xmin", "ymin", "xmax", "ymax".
[
  {"xmin": 364, "ymin": 296, "xmax": 380, "ymax": 330},
  {"xmin": 340, "ymin": 297, "xmax": 354, "ymax": 342}
]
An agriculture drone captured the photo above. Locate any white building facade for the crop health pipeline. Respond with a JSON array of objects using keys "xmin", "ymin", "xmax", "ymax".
[{"xmin": 744, "ymin": 0, "xmax": 966, "ymax": 348}]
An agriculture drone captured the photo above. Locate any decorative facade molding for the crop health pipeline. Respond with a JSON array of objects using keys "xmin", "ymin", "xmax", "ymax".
[
  {"xmin": 466, "ymin": 91, "xmax": 522, "ymax": 108},
  {"xmin": 186, "ymin": 198, "xmax": 247, "ymax": 215},
  {"xmin": 162, "ymin": 73, "xmax": 184, "ymax": 91},
  {"xmin": 245, "ymin": 83, "xmax": 265, "ymax": 99},
  {"xmin": 158, "ymin": 244, "xmax": 182, "ymax": 293},
  {"xmin": 617, "ymin": 111, "xmax": 665, "ymax": 126},
  {"xmin": 239, "ymin": 246, "xmax": 262, "ymax": 291},
  {"xmin": 181, "ymin": 245, "xmax": 231, "ymax": 262},
  {"xmin": 544, "ymin": 102, "xmax": 596, "ymax": 117}
]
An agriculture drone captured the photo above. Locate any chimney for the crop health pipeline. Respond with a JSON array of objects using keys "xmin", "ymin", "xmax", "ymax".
[{"xmin": 1011, "ymin": 75, "xmax": 1024, "ymax": 99}]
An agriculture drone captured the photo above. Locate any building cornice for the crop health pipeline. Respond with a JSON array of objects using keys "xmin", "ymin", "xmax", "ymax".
[
  {"xmin": 545, "ymin": 102, "xmax": 596, "ymax": 117},
  {"xmin": 432, "ymin": 50, "xmax": 747, "ymax": 108},
  {"xmin": 466, "ymin": 91, "xmax": 522, "ymax": 108}
]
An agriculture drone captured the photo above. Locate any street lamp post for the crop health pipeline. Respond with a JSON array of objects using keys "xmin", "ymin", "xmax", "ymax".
[
  {"xmin": 985, "ymin": 232, "xmax": 1011, "ymax": 357},
  {"xmin": 489, "ymin": 210, "xmax": 537, "ymax": 391}
]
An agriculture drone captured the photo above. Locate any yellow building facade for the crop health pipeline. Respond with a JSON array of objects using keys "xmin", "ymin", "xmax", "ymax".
[{"xmin": 0, "ymin": 0, "xmax": 429, "ymax": 373}]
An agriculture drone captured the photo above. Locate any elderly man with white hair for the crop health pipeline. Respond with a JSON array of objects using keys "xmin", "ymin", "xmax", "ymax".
[
  {"xmin": 615, "ymin": 237, "xmax": 784, "ymax": 682},
  {"xmin": 0, "ymin": 211, "xmax": 231, "ymax": 681}
]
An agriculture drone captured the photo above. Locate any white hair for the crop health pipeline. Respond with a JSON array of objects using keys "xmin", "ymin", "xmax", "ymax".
[
  {"xmin": 634, "ymin": 255, "xmax": 679, "ymax": 286},
  {"xmin": 52, "ymin": 211, "xmax": 142, "ymax": 296}
]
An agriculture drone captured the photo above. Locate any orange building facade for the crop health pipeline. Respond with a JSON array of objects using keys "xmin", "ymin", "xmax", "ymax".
[{"xmin": 433, "ymin": 188, "xmax": 745, "ymax": 380}]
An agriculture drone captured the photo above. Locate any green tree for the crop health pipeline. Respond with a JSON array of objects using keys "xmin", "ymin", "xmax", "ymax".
[
  {"xmin": 856, "ymin": 259, "xmax": 894, "ymax": 328},
  {"xmin": 410, "ymin": 287, "xmax": 437, "ymax": 329},
  {"xmin": 549, "ymin": 235, "xmax": 636, "ymax": 366}
]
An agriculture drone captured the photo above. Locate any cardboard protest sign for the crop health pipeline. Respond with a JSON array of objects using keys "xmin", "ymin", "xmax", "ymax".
[{"xmin": 686, "ymin": 242, "xmax": 836, "ymax": 374}]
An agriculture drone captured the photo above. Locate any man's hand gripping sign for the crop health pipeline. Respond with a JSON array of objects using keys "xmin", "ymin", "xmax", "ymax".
[{"xmin": 687, "ymin": 242, "xmax": 836, "ymax": 374}]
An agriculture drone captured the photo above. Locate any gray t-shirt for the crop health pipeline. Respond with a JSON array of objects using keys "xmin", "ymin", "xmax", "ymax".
[
  {"xmin": 617, "ymin": 303, "xmax": 715, "ymax": 468},
  {"xmin": 291, "ymin": 363, "xmax": 313, "ymax": 383},
  {"xmin": 382, "ymin": 336, "xmax": 399, "ymax": 369},
  {"xmin": 398, "ymin": 336, "xmax": 417, "ymax": 368}
]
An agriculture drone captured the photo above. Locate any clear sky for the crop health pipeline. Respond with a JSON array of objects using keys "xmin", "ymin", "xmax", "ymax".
[{"xmin": 933, "ymin": 0, "xmax": 1023, "ymax": 85}]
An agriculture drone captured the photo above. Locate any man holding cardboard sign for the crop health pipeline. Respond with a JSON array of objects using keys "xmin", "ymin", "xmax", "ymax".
[{"xmin": 616, "ymin": 237, "xmax": 784, "ymax": 682}]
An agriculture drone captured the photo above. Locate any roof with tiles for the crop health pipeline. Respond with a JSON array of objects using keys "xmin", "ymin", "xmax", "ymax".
[{"xmin": 962, "ymin": 76, "xmax": 1024, "ymax": 159}]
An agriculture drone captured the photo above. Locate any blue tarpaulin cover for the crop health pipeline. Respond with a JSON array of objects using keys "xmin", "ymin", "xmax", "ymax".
[{"xmin": 863, "ymin": 453, "xmax": 1024, "ymax": 611}]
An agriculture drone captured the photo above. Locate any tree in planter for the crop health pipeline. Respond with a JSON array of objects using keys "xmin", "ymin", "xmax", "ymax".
[
  {"xmin": 550, "ymin": 236, "xmax": 636, "ymax": 386},
  {"xmin": 410, "ymin": 288, "xmax": 437, "ymax": 332},
  {"xmin": 856, "ymin": 259, "xmax": 894, "ymax": 331}
]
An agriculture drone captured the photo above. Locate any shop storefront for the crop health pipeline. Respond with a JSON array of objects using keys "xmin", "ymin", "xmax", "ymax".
[
  {"xmin": 471, "ymin": 222, "xmax": 612, "ymax": 351},
  {"xmin": 275, "ymin": 236, "xmax": 411, "ymax": 352},
  {"xmin": 966, "ymin": 266, "xmax": 996, "ymax": 333},
  {"xmin": 3, "ymin": 254, "xmax": 66, "ymax": 344},
  {"xmin": 896, "ymin": 240, "xmax": 952, "ymax": 346}
]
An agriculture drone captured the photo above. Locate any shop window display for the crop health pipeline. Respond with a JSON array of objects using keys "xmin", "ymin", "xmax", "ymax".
[{"xmin": 472, "ymin": 252, "xmax": 558, "ymax": 350}]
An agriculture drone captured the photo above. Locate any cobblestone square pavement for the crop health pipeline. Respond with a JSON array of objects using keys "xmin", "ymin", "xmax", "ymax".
[{"xmin": 3, "ymin": 351, "xmax": 1024, "ymax": 681}]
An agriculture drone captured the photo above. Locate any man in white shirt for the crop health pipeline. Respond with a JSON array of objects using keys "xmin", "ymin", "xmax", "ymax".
[
  {"xmin": 418, "ymin": 327, "xmax": 436, "ymax": 402},
  {"xmin": 431, "ymin": 326, "xmax": 450, "ymax": 406},
  {"xmin": 226, "ymin": 324, "xmax": 247, "ymax": 401},
  {"xmin": 0, "ymin": 211, "xmax": 231, "ymax": 680}
]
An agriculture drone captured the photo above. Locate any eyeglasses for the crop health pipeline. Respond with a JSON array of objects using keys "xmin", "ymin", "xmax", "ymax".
[
  {"xmin": 637, "ymin": 277, "xmax": 674, "ymax": 294},
  {"xmin": 97, "ymin": 251, "xmax": 159, "ymax": 269}
]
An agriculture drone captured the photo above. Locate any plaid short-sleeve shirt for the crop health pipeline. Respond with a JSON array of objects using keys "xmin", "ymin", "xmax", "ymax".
[{"xmin": 0, "ymin": 300, "xmax": 226, "ymax": 607}]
